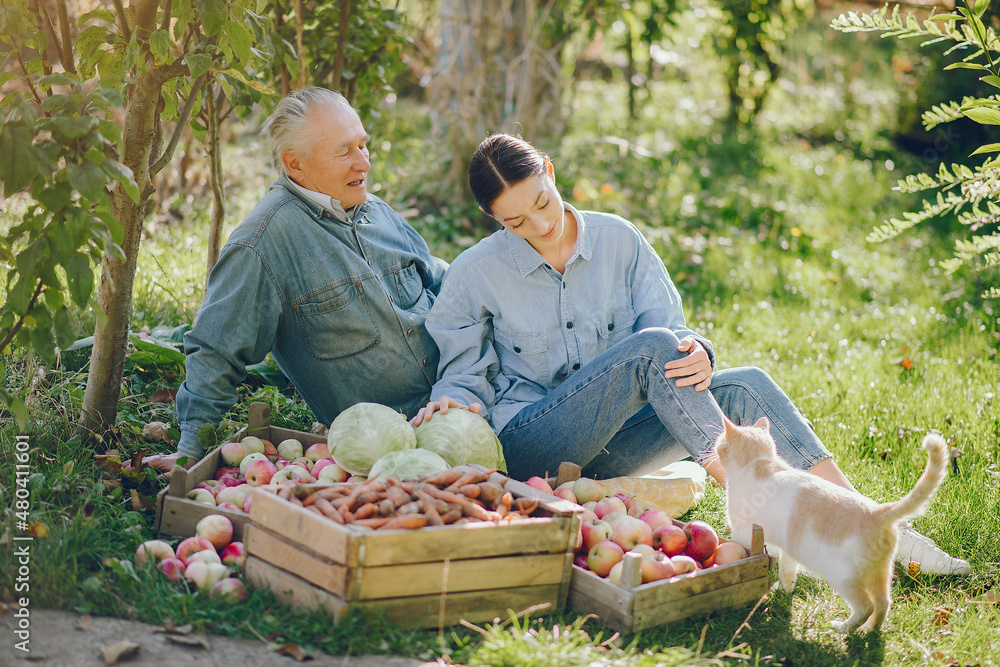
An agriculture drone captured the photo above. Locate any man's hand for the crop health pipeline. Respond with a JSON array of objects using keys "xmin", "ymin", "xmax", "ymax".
[
  {"xmin": 123, "ymin": 452, "xmax": 197, "ymax": 475},
  {"xmin": 663, "ymin": 336, "xmax": 712, "ymax": 391},
  {"xmin": 409, "ymin": 396, "xmax": 481, "ymax": 427}
]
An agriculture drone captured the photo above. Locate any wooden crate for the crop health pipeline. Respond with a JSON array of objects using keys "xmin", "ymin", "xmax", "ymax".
[
  {"xmin": 245, "ymin": 474, "xmax": 583, "ymax": 629},
  {"xmin": 567, "ymin": 525, "xmax": 772, "ymax": 633},
  {"xmin": 154, "ymin": 403, "xmax": 325, "ymax": 541}
]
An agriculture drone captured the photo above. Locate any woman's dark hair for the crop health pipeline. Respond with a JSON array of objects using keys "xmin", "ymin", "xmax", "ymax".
[{"xmin": 468, "ymin": 133, "xmax": 548, "ymax": 215}]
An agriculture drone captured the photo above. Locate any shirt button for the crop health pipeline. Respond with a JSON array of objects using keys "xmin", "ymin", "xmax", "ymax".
[
  {"xmin": 422, "ymin": 358, "xmax": 428, "ymax": 367},
  {"xmin": 407, "ymin": 328, "xmax": 414, "ymax": 336},
  {"xmin": 513, "ymin": 346, "xmax": 521, "ymax": 353},
  {"xmin": 573, "ymin": 363, "xmax": 580, "ymax": 370},
  {"xmin": 608, "ymin": 323, "xmax": 615, "ymax": 331},
  {"xmin": 566, "ymin": 322, "xmax": 574, "ymax": 329}
]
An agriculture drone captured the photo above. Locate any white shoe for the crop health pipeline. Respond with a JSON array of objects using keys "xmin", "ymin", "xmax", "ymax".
[{"xmin": 895, "ymin": 523, "xmax": 970, "ymax": 576}]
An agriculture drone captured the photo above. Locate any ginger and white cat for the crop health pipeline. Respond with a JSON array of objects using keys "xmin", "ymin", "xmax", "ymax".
[{"xmin": 712, "ymin": 416, "xmax": 947, "ymax": 634}]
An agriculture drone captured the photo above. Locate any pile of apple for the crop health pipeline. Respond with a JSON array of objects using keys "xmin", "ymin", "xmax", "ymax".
[
  {"xmin": 135, "ymin": 514, "xmax": 247, "ymax": 602},
  {"xmin": 522, "ymin": 475, "xmax": 748, "ymax": 585},
  {"xmin": 184, "ymin": 436, "xmax": 353, "ymax": 512}
]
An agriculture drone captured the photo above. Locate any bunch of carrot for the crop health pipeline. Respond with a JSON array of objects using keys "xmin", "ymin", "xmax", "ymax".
[{"xmin": 273, "ymin": 465, "xmax": 542, "ymax": 531}]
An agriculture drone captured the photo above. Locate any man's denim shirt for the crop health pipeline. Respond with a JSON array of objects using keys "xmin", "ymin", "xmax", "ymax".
[
  {"xmin": 175, "ymin": 177, "xmax": 446, "ymax": 458},
  {"xmin": 426, "ymin": 205, "xmax": 714, "ymax": 435}
]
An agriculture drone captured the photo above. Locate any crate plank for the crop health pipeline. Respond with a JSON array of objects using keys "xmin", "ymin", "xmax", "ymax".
[
  {"xmin": 250, "ymin": 486, "xmax": 355, "ymax": 565},
  {"xmin": 246, "ymin": 556, "xmax": 563, "ymax": 630},
  {"xmin": 155, "ymin": 487, "xmax": 252, "ymax": 540},
  {"xmin": 631, "ymin": 555, "xmax": 770, "ymax": 606},
  {"xmin": 245, "ymin": 525, "xmax": 349, "ymax": 596},
  {"xmin": 630, "ymin": 576, "xmax": 770, "ymax": 631}
]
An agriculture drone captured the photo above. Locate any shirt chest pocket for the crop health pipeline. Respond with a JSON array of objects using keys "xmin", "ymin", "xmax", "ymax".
[
  {"xmin": 393, "ymin": 263, "xmax": 426, "ymax": 311},
  {"xmin": 595, "ymin": 307, "xmax": 636, "ymax": 348},
  {"xmin": 295, "ymin": 282, "xmax": 381, "ymax": 361},
  {"xmin": 493, "ymin": 327, "xmax": 549, "ymax": 384}
]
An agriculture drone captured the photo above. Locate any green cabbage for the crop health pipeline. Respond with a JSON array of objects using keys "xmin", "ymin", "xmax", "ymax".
[
  {"xmin": 414, "ymin": 409, "xmax": 507, "ymax": 473},
  {"xmin": 328, "ymin": 402, "xmax": 416, "ymax": 475},
  {"xmin": 368, "ymin": 449, "xmax": 450, "ymax": 481}
]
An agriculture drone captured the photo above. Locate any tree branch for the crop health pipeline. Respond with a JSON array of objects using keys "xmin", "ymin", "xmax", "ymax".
[
  {"xmin": 159, "ymin": 0, "xmax": 173, "ymax": 34},
  {"xmin": 0, "ymin": 281, "xmax": 46, "ymax": 355},
  {"xmin": 55, "ymin": 0, "xmax": 76, "ymax": 74},
  {"xmin": 15, "ymin": 52, "xmax": 44, "ymax": 108},
  {"xmin": 331, "ymin": 0, "xmax": 351, "ymax": 91},
  {"xmin": 111, "ymin": 0, "xmax": 132, "ymax": 43},
  {"xmin": 149, "ymin": 71, "xmax": 208, "ymax": 177}
]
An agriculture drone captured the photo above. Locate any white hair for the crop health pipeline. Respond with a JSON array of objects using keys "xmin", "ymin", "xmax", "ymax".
[{"xmin": 260, "ymin": 87, "xmax": 354, "ymax": 179}]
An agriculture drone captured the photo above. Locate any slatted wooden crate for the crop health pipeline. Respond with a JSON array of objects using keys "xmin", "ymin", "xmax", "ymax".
[
  {"xmin": 154, "ymin": 403, "xmax": 324, "ymax": 540},
  {"xmin": 244, "ymin": 473, "xmax": 583, "ymax": 629},
  {"xmin": 567, "ymin": 524, "xmax": 772, "ymax": 633}
]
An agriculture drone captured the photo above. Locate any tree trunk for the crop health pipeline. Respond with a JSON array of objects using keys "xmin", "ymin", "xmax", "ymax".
[
  {"xmin": 432, "ymin": 0, "xmax": 566, "ymax": 219},
  {"xmin": 204, "ymin": 81, "xmax": 225, "ymax": 296}
]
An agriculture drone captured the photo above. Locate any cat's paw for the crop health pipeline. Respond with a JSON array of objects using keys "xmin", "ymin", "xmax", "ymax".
[{"xmin": 829, "ymin": 620, "xmax": 849, "ymax": 634}]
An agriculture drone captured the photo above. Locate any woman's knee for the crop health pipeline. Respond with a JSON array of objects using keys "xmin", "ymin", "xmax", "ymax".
[
  {"xmin": 714, "ymin": 365, "xmax": 776, "ymax": 391},
  {"xmin": 631, "ymin": 327, "xmax": 683, "ymax": 356}
]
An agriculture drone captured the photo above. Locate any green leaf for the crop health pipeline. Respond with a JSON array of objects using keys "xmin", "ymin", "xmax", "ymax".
[
  {"xmin": 78, "ymin": 7, "xmax": 116, "ymax": 25},
  {"xmin": 33, "ymin": 181, "xmax": 73, "ymax": 213},
  {"xmin": 149, "ymin": 29, "xmax": 171, "ymax": 63},
  {"xmin": 0, "ymin": 389, "xmax": 28, "ymax": 431},
  {"xmin": 64, "ymin": 335, "xmax": 94, "ymax": 352},
  {"xmin": 29, "ymin": 321, "xmax": 57, "ymax": 366},
  {"xmin": 37, "ymin": 73, "xmax": 77, "ymax": 89},
  {"xmin": 217, "ymin": 68, "xmax": 275, "ymax": 95},
  {"xmin": 66, "ymin": 160, "xmax": 109, "ymax": 202},
  {"xmin": 128, "ymin": 334, "xmax": 186, "ymax": 366},
  {"xmin": 53, "ymin": 306, "xmax": 76, "ymax": 350},
  {"xmin": 221, "ymin": 21, "xmax": 252, "ymax": 65},
  {"xmin": 45, "ymin": 115, "xmax": 100, "ymax": 140},
  {"xmin": 974, "ymin": 0, "xmax": 990, "ymax": 17},
  {"xmin": 64, "ymin": 252, "xmax": 95, "ymax": 306},
  {"xmin": 981, "ymin": 75, "xmax": 1000, "ymax": 89},
  {"xmin": 971, "ymin": 142, "xmax": 1000, "ymax": 155},
  {"xmin": 0, "ymin": 122, "xmax": 40, "ymax": 194},
  {"xmin": 197, "ymin": 422, "xmax": 218, "ymax": 453},
  {"xmin": 184, "ymin": 53, "xmax": 212, "ymax": 79},
  {"xmin": 964, "ymin": 106, "xmax": 1000, "ymax": 125},
  {"xmin": 101, "ymin": 160, "xmax": 140, "ymax": 203},
  {"xmin": 944, "ymin": 61, "xmax": 989, "ymax": 71},
  {"xmin": 194, "ymin": 0, "xmax": 228, "ymax": 37}
]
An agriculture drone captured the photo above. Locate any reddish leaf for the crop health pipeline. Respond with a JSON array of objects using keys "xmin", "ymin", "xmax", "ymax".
[
  {"xmin": 148, "ymin": 388, "xmax": 178, "ymax": 404},
  {"xmin": 275, "ymin": 642, "xmax": 312, "ymax": 661}
]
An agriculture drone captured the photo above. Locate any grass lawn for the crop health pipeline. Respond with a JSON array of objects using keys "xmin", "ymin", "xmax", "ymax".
[{"xmin": 2, "ymin": 10, "xmax": 999, "ymax": 667}]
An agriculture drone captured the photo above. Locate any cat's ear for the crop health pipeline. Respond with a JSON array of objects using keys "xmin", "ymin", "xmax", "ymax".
[
  {"xmin": 724, "ymin": 416, "xmax": 739, "ymax": 437},
  {"xmin": 754, "ymin": 415, "xmax": 770, "ymax": 431}
]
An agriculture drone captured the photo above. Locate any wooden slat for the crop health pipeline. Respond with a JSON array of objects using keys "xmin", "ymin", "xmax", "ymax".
[
  {"xmin": 245, "ymin": 525, "xmax": 350, "ymax": 596},
  {"xmin": 246, "ymin": 556, "xmax": 562, "ymax": 630},
  {"xmin": 568, "ymin": 565, "xmax": 633, "ymax": 616},
  {"xmin": 269, "ymin": 426, "xmax": 325, "ymax": 446},
  {"xmin": 631, "ymin": 555, "xmax": 770, "ymax": 607},
  {"xmin": 630, "ymin": 575, "xmax": 770, "ymax": 631},
  {"xmin": 156, "ymin": 494, "xmax": 251, "ymax": 540},
  {"xmin": 249, "ymin": 486, "xmax": 355, "ymax": 565}
]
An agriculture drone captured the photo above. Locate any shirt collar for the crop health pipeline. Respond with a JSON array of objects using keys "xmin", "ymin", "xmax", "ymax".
[
  {"xmin": 503, "ymin": 203, "xmax": 592, "ymax": 278},
  {"xmin": 283, "ymin": 176, "xmax": 366, "ymax": 223}
]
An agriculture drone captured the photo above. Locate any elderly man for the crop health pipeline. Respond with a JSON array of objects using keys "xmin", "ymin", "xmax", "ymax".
[{"xmin": 144, "ymin": 87, "xmax": 453, "ymax": 470}]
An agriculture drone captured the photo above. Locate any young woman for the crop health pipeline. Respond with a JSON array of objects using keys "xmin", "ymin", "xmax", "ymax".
[{"xmin": 411, "ymin": 133, "xmax": 968, "ymax": 575}]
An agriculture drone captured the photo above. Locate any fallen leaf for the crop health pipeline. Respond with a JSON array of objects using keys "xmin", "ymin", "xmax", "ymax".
[
  {"xmin": 101, "ymin": 638, "xmax": 141, "ymax": 664},
  {"xmin": 275, "ymin": 642, "xmax": 312, "ymax": 661},
  {"xmin": 76, "ymin": 614, "xmax": 92, "ymax": 631},
  {"xmin": 148, "ymin": 389, "xmax": 178, "ymax": 404},
  {"xmin": 154, "ymin": 624, "xmax": 194, "ymax": 635},
  {"xmin": 94, "ymin": 455, "xmax": 124, "ymax": 474},
  {"xmin": 29, "ymin": 522, "xmax": 49, "ymax": 538},
  {"xmin": 142, "ymin": 421, "xmax": 175, "ymax": 445},
  {"xmin": 165, "ymin": 633, "xmax": 210, "ymax": 650},
  {"xmin": 933, "ymin": 605, "xmax": 951, "ymax": 626},
  {"xmin": 130, "ymin": 489, "xmax": 157, "ymax": 512},
  {"xmin": 130, "ymin": 449, "xmax": 147, "ymax": 471}
]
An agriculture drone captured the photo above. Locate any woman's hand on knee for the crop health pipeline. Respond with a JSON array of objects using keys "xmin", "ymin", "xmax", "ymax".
[
  {"xmin": 663, "ymin": 336, "xmax": 712, "ymax": 391},
  {"xmin": 409, "ymin": 396, "xmax": 481, "ymax": 426}
]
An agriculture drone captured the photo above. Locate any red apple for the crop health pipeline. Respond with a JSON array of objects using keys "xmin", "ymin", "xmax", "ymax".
[
  {"xmin": 214, "ymin": 465, "xmax": 240, "ymax": 481},
  {"xmin": 244, "ymin": 459, "xmax": 277, "ymax": 487},
  {"xmin": 304, "ymin": 442, "xmax": 330, "ymax": 462},
  {"xmin": 217, "ymin": 502, "xmax": 241, "ymax": 511},
  {"xmin": 579, "ymin": 508, "xmax": 599, "ymax": 523},
  {"xmin": 652, "ymin": 524, "xmax": 689, "ymax": 557},
  {"xmin": 713, "ymin": 541, "xmax": 748, "ymax": 565},
  {"xmin": 159, "ymin": 557, "xmax": 186, "ymax": 582},
  {"xmin": 239, "ymin": 452, "xmax": 269, "ymax": 475},
  {"xmin": 573, "ymin": 553, "xmax": 590, "ymax": 570},
  {"xmin": 524, "ymin": 476, "xmax": 554, "ymax": 494},
  {"xmin": 197, "ymin": 480, "xmax": 224, "ymax": 497},
  {"xmin": 217, "ymin": 470, "xmax": 243, "ymax": 488},
  {"xmin": 136, "ymin": 539, "xmax": 175, "ymax": 566},
  {"xmin": 684, "ymin": 521, "xmax": 719, "ymax": 561},
  {"xmin": 553, "ymin": 488, "xmax": 578, "ymax": 504},
  {"xmin": 210, "ymin": 577, "xmax": 248, "ymax": 603},
  {"xmin": 639, "ymin": 551, "xmax": 676, "ymax": 583},
  {"xmin": 317, "ymin": 461, "xmax": 349, "ymax": 483},
  {"xmin": 220, "ymin": 541, "xmax": 245, "ymax": 568},
  {"xmin": 263, "ymin": 441, "xmax": 278, "ymax": 459},
  {"xmin": 612, "ymin": 492, "xmax": 635, "ymax": 511},
  {"xmin": 572, "ymin": 478, "xmax": 607, "ymax": 504},
  {"xmin": 242, "ymin": 492, "xmax": 254, "ymax": 514},
  {"xmin": 594, "ymin": 496, "xmax": 627, "ymax": 519},
  {"xmin": 185, "ymin": 549, "xmax": 222, "ymax": 566},
  {"xmin": 195, "ymin": 514, "xmax": 234, "ymax": 550},
  {"xmin": 220, "ymin": 442, "xmax": 250, "ymax": 466},
  {"xmin": 184, "ymin": 560, "xmax": 228, "ymax": 591},
  {"xmin": 580, "ymin": 519, "xmax": 613, "ymax": 554},
  {"xmin": 610, "ymin": 516, "xmax": 653, "ymax": 551},
  {"xmin": 638, "ymin": 509, "xmax": 672, "ymax": 532},
  {"xmin": 175, "ymin": 536, "xmax": 215, "ymax": 564},
  {"xmin": 627, "ymin": 504, "xmax": 646, "ymax": 518},
  {"xmin": 670, "ymin": 554, "xmax": 698, "ymax": 574},
  {"xmin": 587, "ymin": 540, "xmax": 625, "ymax": 577}
]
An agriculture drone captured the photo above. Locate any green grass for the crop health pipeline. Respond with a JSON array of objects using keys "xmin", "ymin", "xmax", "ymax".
[{"xmin": 2, "ymin": 10, "xmax": 1000, "ymax": 666}]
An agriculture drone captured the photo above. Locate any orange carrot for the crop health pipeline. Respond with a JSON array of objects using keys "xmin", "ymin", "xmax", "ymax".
[
  {"xmin": 315, "ymin": 497, "xmax": 345, "ymax": 524},
  {"xmin": 515, "ymin": 497, "xmax": 540, "ymax": 515},
  {"xmin": 353, "ymin": 517, "xmax": 391, "ymax": 528},
  {"xmin": 354, "ymin": 502, "xmax": 380, "ymax": 519},
  {"xmin": 440, "ymin": 508, "xmax": 462, "ymax": 524},
  {"xmin": 444, "ymin": 469, "xmax": 486, "ymax": 490},
  {"xmin": 476, "ymin": 481, "xmax": 504, "ymax": 507},
  {"xmin": 457, "ymin": 483, "xmax": 481, "ymax": 499},
  {"xmin": 420, "ymin": 468, "xmax": 464, "ymax": 487},
  {"xmin": 425, "ymin": 505, "xmax": 444, "ymax": 526},
  {"xmin": 380, "ymin": 514, "xmax": 428, "ymax": 530}
]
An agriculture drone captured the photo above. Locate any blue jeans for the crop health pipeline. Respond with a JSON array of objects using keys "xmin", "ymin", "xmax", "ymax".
[{"xmin": 498, "ymin": 328, "xmax": 832, "ymax": 481}]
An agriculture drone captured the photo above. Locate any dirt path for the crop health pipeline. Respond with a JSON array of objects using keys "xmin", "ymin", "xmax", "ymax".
[{"xmin": 1, "ymin": 609, "xmax": 429, "ymax": 666}]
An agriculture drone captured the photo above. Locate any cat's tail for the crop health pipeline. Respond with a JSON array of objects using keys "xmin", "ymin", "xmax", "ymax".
[{"xmin": 877, "ymin": 432, "xmax": 948, "ymax": 524}]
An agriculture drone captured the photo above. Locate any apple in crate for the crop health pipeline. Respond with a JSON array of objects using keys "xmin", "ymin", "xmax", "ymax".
[
  {"xmin": 185, "ymin": 488, "xmax": 216, "ymax": 506},
  {"xmin": 276, "ymin": 438, "xmax": 304, "ymax": 461},
  {"xmin": 594, "ymin": 495, "xmax": 627, "ymax": 519},
  {"xmin": 239, "ymin": 453, "xmax": 269, "ymax": 476},
  {"xmin": 136, "ymin": 540, "xmax": 175, "ymax": 566},
  {"xmin": 713, "ymin": 541, "xmax": 748, "ymax": 565},
  {"xmin": 159, "ymin": 557, "xmax": 186, "ymax": 582},
  {"xmin": 653, "ymin": 524, "xmax": 688, "ymax": 557},
  {"xmin": 220, "ymin": 442, "xmax": 250, "ymax": 466},
  {"xmin": 587, "ymin": 540, "xmax": 624, "ymax": 577},
  {"xmin": 580, "ymin": 519, "xmax": 613, "ymax": 554},
  {"xmin": 196, "ymin": 514, "xmax": 234, "ymax": 550},
  {"xmin": 612, "ymin": 492, "xmax": 635, "ymax": 511},
  {"xmin": 629, "ymin": 544, "xmax": 656, "ymax": 557},
  {"xmin": 639, "ymin": 551, "xmax": 676, "ymax": 583},
  {"xmin": 304, "ymin": 442, "xmax": 330, "ymax": 462},
  {"xmin": 573, "ymin": 553, "xmax": 590, "ymax": 570},
  {"xmin": 218, "ymin": 502, "xmax": 241, "ymax": 511},
  {"xmin": 316, "ymin": 461, "xmax": 348, "ymax": 483},
  {"xmin": 572, "ymin": 478, "xmax": 606, "ymax": 504},
  {"xmin": 670, "ymin": 554, "xmax": 698, "ymax": 574},
  {"xmin": 240, "ymin": 436, "xmax": 266, "ymax": 455},
  {"xmin": 524, "ymin": 476, "xmax": 553, "ymax": 494},
  {"xmin": 210, "ymin": 577, "xmax": 248, "ymax": 603},
  {"xmin": 245, "ymin": 459, "xmax": 277, "ymax": 486},
  {"xmin": 683, "ymin": 521, "xmax": 719, "ymax": 561},
  {"xmin": 611, "ymin": 516, "xmax": 653, "ymax": 551},
  {"xmin": 185, "ymin": 560, "xmax": 228, "ymax": 591},
  {"xmin": 197, "ymin": 480, "xmax": 224, "ymax": 497},
  {"xmin": 263, "ymin": 441, "xmax": 278, "ymax": 459},
  {"xmin": 216, "ymin": 484, "xmax": 252, "ymax": 510},
  {"xmin": 220, "ymin": 542, "xmax": 245, "ymax": 568},
  {"xmin": 176, "ymin": 536, "xmax": 215, "ymax": 564},
  {"xmin": 638, "ymin": 509, "xmax": 671, "ymax": 532}
]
